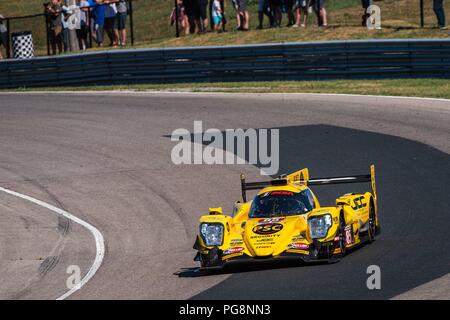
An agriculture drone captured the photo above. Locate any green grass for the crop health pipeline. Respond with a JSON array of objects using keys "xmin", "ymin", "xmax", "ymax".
[
  {"xmin": 6, "ymin": 79, "xmax": 450, "ymax": 100},
  {"xmin": 1, "ymin": 0, "xmax": 449, "ymax": 57}
]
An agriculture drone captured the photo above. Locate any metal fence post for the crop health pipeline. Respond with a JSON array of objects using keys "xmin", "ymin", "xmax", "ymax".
[
  {"xmin": 420, "ymin": 0, "xmax": 424, "ymax": 28},
  {"xmin": 6, "ymin": 18, "xmax": 11, "ymax": 59},
  {"xmin": 88, "ymin": 8, "xmax": 93, "ymax": 48}
]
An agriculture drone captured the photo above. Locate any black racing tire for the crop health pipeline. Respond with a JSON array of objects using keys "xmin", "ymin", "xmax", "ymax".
[
  {"xmin": 338, "ymin": 213, "xmax": 347, "ymax": 256},
  {"xmin": 367, "ymin": 202, "xmax": 377, "ymax": 243}
]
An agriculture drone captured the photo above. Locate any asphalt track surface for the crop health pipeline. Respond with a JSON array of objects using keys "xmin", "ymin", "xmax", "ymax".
[{"xmin": 0, "ymin": 92, "xmax": 449, "ymax": 299}]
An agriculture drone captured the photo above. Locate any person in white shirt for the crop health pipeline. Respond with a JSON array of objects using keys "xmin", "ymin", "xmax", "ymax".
[
  {"xmin": 211, "ymin": 0, "xmax": 223, "ymax": 32},
  {"xmin": 114, "ymin": 0, "xmax": 129, "ymax": 46}
]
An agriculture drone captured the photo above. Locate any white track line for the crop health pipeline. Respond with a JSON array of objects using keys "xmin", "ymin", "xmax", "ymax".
[
  {"xmin": 0, "ymin": 186, "xmax": 105, "ymax": 300},
  {"xmin": 1, "ymin": 91, "xmax": 449, "ymax": 102}
]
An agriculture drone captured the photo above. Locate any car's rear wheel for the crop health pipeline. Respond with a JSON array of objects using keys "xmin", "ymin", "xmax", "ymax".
[{"xmin": 367, "ymin": 203, "xmax": 376, "ymax": 243}]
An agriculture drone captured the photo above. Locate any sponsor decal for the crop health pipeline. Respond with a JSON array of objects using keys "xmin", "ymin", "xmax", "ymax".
[
  {"xmin": 229, "ymin": 239, "xmax": 244, "ymax": 246},
  {"xmin": 223, "ymin": 247, "xmax": 244, "ymax": 255},
  {"xmin": 288, "ymin": 243, "xmax": 309, "ymax": 250},
  {"xmin": 252, "ymin": 223, "xmax": 284, "ymax": 235},
  {"xmin": 255, "ymin": 238, "xmax": 275, "ymax": 243},
  {"xmin": 351, "ymin": 196, "xmax": 367, "ymax": 210},
  {"xmin": 258, "ymin": 217, "xmax": 284, "ymax": 224},
  {"xmin": 345, "ymin": 225, "xmax": 353, "ymax": 245},
  {"xmin": 269, "ymin": 191, "xmax": 294, "ymax": 196},
  {"xmin": 250, "ymin": 234, "xmax": 281, "ymax": 239}
]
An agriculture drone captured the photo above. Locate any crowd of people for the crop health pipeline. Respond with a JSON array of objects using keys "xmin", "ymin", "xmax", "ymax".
[
  {"xmin": 171, "ymin": 0, "xmax": 449, "ymax": 35},
  {"xmin": 171, "ymin": 0, "xmax": 361, "ymax": 35},
  {"xmin": 0, "ymin": 0, "xmax": 448, "ymax": 59},
  {"xmin": 45, "ymin": 0, "xmax": 129, "ymax": 55}
]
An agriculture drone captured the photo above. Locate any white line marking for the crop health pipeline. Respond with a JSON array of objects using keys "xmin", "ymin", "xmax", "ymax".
[
  {"xmin": 1, "ymin": 91, "xmax": 449, "ymax": 102},
  {"xmin": 0, "ymin": 186, "xmax": 105, "ymax": 300}
]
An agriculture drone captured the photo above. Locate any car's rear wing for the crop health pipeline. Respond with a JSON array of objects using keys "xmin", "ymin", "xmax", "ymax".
[{"xmin": 240, "ymin": 165, "xmax": 377, "ymax": 202}]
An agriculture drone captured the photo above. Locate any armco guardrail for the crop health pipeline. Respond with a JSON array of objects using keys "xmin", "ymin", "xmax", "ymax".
[{"xmin": 1, "ymin": 39, "xmax": 450, "ymax": 89}]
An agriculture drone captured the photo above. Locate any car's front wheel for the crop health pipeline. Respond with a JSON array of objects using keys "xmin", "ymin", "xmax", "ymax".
[{"xmin": 338, "ymin": 214, "xmax": 347, "ymax": 256}]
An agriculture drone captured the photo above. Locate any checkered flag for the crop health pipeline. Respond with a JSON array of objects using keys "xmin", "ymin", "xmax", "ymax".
[{"xmin": 12, "ymin": 32, "xmax": 34, "ymax": 59}]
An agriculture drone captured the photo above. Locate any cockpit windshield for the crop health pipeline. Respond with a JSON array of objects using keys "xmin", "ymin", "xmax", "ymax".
[{"xmin": 249, "ymin": 190, "xmax": 314, "ymax": 218}]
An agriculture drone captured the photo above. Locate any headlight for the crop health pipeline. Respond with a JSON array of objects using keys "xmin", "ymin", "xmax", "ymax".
[
  {"xmin": 200, "ymin": 223, "xmax": 224, "ymax": 246},
  {"xmin": 308, "ymin": 214, "xmax": 332, "ymax": 239}
]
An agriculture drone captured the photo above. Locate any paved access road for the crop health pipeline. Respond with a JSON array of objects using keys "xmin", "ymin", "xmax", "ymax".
[{"xmin": 0, "ymin": 92, "xmax": 448, "ymax": 299}]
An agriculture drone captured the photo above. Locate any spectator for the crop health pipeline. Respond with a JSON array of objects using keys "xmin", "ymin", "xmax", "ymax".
[
  {"xmin": 237, "ymin": 0, "xmax": 250, "ymax": 31},
  {"xmin": 197, "ymin": 0, "xmax": 209, "ymax": 33},
  {"xmin": 257, "ymin": 0, "xmax": 274, "ymax": 29},
  {"xmin": 311, "ymin": 0, "xmax": 327, "ymax": 27},
  {"xmin": 61, "ymin": 2, "xmax": 70, "ymax": 52},
  {"xmin": 270, "ymin": 0, "xmax": 282, "ymax": 27},
  {"xmin": 104, "ymin": 1, "xmax": 118, "ymax": 47},
  {"xmin": 219, "ymin": 0, "xmax": 227, "ymax": 31},
  {"xmin": 0, "ymin": 14, "xmax": 7, "ymax": 59},
  {"xmin": 211, "ymin": 0, "xmax": 223, "ymax": 32},
  {"xmin": 293, "ymin": 0, "xmax": 309, "ymax": 28},
  {"xmin": 78, "ymin": 0, "xmax": 90, "ymax": 50},
  {"xmin": 114, "ymin": 0, "xmax": 129, "ymax": 46},
  {"xmin": 88, "ymin": 0, "xmax": 106, "ymax": 47},
  {"xmin": 170, "ymin": 0, "xmax": 190, "ymax": 35},
  {"xmin": 184, "ymin": 0, "xmax": 200, "ymax": 34},
  {"xmin": 62, "ymin": 0, "xmax": 81, "ymax": 52},
  {"xmin": 361, "ymin": 0, "xmax": 371, "ymax": 27},
  {"xmin": 284, "ymin": 0, "xmax": 295, "ymax": 27},
  {"xmin": 433, "ymin": 0, "xmax": 447, "ymax": 29},
  {"xmin": 231, "ymin": 0, "xmax": 243, "ymax": 30},
  {"xmin": 46, "ymin": 0, "xmax": 63, "ymax": 55}
]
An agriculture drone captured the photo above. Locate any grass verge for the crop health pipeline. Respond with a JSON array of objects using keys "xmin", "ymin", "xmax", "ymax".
[{"xmin": 4, "ymin": 79, "xmax": 450, "ymax": 100}]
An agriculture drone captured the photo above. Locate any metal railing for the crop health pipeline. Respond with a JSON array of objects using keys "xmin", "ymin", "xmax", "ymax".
[
  {"xmin": 0, "ymin": 1, "xmax": 136, "ymax": 58},
  {"xmin": 1, "ymin": 39, "xmax": 449, "ymax": 88}
]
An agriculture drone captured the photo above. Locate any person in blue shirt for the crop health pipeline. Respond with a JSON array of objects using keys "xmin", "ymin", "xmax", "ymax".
[{"xmin": 88, "ymin": 0, "xmax": 106, "ymax": 46}]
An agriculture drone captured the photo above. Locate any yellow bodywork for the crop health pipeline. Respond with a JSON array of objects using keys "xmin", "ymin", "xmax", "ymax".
[{"xmin": 194, "ymin": 165, "xmax": 380, "ymax": 268}]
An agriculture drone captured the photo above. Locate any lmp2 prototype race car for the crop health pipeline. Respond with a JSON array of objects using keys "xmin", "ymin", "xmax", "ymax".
[{"xmin": 193, "ymin": 165, "xmax": 380, "ymax": 269}]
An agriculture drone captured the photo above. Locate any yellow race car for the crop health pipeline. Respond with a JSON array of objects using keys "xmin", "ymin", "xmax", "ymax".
[{"xmin": 193, "ymin": 165, "xmax": 380, "ymax": 269}]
